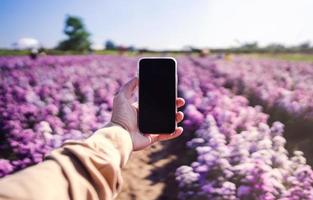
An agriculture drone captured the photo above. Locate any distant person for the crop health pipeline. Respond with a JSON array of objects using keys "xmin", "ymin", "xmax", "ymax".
[
  {"xmin": 199, "ymin": 48, "xmax": 210, "ymax": 57},
  {"xmin": 0, "ymin": 78, "xmax": 185, "ymax": 200},
  {"xmin": 29, "ymin": 48, "xmax": 38, "ymax": 60}
]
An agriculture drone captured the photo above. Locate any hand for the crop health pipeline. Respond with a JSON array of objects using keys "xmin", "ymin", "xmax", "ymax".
[{"xmin": 111, "ymin": 77, "xmax": 185, "ymax": 151}]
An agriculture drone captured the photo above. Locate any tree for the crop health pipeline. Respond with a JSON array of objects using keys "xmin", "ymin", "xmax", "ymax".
[
  {"xmin": 265, "ymin": 43, "xmax": 286, "ymax": 52},
  {"xmin": 105, "ymin": 40, "xmax": 116, "ymax": 50},
  {"xmin": 57, "ymin": 16, "xmax": 91, "ymax": 52},
  {"xmin": 240, "ymin": 42, "xmax": 258, "ymax": 50},
  {"xmin": 298, "ymin": 41, "xmax": 311, "ymax": 50}
]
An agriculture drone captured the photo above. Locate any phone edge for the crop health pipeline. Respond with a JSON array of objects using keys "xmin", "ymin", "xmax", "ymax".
[{"xmin": 137, "ymin": 57, "xmax": 177, "ymax": 134}]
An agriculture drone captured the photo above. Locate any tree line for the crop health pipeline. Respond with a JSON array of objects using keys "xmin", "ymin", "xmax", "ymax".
[{"xmin": 54, "ymin": 15, "xmax": 313, "ymax": 54}]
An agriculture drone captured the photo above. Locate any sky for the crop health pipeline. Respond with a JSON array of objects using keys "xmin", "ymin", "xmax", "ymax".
[{"xmin": 0, "ymin": 0, "xmax": 313, "ymax": 50}]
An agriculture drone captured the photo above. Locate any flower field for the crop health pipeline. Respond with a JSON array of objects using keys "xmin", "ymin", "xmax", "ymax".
[
  {"xmin": 176, "ymin": 57, "xmax": 313, "ymax": 199},
  {"xmin": 193, "ymin": 56, "xmax": 313, "ymax": 166},
  {"xmin": 0, "ymin": 55, "xmax": 313, "ymax": 199},
  {"xmin": 0, "ymin": 55, "xmax": 137, "ymax": 175},
  {"xmin": 210, "ymin": 57, "xmax": 313, "ymax": 118}
]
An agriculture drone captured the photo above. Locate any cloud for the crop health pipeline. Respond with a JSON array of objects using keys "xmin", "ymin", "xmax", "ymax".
[{"xmin": 13, "ymin": 38, "xmax": 41, "ymax": 49}]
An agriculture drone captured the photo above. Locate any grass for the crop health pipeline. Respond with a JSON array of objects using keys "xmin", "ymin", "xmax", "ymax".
[
  {"xmin": 0, "ymin": 49, "xmax": 122, "ymax": 56},
  {"xmin": 251, "ymin": 53, "xmax": 313, "ymax": 62},
  {"xmin": 1, "ymin": 49, "xmax": 313, "ymax": 63}
]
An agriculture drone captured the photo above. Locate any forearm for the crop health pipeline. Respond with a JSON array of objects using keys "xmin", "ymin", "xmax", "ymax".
[
  {"xmin": 0, "ymin": 123, "xmax": 133, "ymax": 200},
  {"xmin": 0, "ymin": 160, "xmax": 70, "ymax": 200}
]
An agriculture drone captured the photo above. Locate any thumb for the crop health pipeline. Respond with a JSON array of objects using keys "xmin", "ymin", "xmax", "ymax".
[{"xmin": 120, "ymin": 77, "xmax": 138, "ymax": 99}]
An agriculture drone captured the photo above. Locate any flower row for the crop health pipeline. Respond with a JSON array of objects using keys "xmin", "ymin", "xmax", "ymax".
[{"xmin": 175, "ymin": 57, "xmax": 313, "ymax": 200}]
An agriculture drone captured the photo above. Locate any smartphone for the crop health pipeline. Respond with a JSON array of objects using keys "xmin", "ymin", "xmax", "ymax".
[{"xmin": 138, "ymin": 57, "xmax": 177, "ymax": 134}]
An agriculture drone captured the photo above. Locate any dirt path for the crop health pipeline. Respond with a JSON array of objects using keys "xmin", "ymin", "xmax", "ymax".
[
  {"xmin": 116, "ymin": 143, "xmax": 175, "ymax": 200},
  {"xmin": 116, "ymin": 132, "xmax": 193, "ymax": 200}
]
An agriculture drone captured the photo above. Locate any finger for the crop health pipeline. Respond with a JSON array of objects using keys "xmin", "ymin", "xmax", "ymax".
[
  {"xmin": 132, "ymin": 102, "xmax": 139, "ymax": 113},
  {"xmin": 155, "ymin": 127, "xmax": 184, "ymax": 142},
  {"xmin": 142, "ymin": 134, "xmax": 158, "ymax": 145},
  {"xmin": 120, "ymin": 77, "xmax": 138, "ymax": 99},
  {"xmin": 132, "ymin": 102, "xmax": 138, "ymax": 109},
  {"xmin": 176, "ymin": 98, "xmax": 185, "ymax": 108},
  {"xmin": 176, "ymin": 111, "xmax": 184, "ymax": 123}
]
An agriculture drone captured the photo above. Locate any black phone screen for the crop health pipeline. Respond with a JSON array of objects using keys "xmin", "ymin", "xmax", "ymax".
[{"xmin": 139, "ymin": 58, "xmax": 177, "ymax": 133}]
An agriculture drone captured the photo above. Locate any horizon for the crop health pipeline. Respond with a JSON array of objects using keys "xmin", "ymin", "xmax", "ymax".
[{"xmin": 1, "ymin": 0, "xmax": 313, "ymax": 50}]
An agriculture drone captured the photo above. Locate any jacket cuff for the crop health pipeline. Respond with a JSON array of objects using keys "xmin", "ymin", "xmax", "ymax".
[{"xmin": 85, "ymin": 122, "xmax": 133, "ymax": 168}]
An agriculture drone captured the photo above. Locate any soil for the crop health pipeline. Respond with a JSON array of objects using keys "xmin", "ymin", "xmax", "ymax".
[
  {"xmin": 116, "ymin": 143, "xmax": 173, "ymax": 200},
  {"xmin": 116, "ymin": 132, "xmax": 194, "ymax": 200}
]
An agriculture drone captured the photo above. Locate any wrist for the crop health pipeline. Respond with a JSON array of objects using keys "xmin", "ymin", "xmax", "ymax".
[
  {"xmin": 105, "ymin": 121, "xmax": 134, "ymax": 149},
  {"xmin": 108, "ymin": 121, "xmax": 130, "ymax": 133},
  {"xmin": 92, "ymin": 121, "xmax": 134, "ymax": 160}
]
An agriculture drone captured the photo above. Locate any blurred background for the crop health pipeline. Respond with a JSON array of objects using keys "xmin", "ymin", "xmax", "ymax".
[
  {"xmin": 1, "ymin": 0, "xmax": 313, "ymax": 55},
  {"xmin": 1, "ymin": 1, "xmax": 313, "ymax": 200}
]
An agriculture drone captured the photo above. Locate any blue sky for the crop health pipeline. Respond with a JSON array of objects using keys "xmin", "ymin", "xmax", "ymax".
[{"xmin": 1, "ymin": 0, "xmax": 313, "ymax": 50}]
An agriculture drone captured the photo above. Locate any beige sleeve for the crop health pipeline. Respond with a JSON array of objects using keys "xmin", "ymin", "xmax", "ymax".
[{"xmin": 0, "ymin": 123, "xmax": 133, "ymax": 200}]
